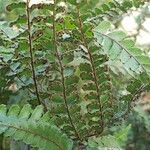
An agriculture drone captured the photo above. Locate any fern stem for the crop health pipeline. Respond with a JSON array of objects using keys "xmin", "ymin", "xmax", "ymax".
[
  {"xmin": 76, "ymin": 4, "xmax": 104, "ymax": 132},
  {"xmin": 26, "ymin": 0, "xmax": 47, "ymax": 111},
  {"xmin": 52, "ymin": 0, "xmax": 81, "ymax": 141}
]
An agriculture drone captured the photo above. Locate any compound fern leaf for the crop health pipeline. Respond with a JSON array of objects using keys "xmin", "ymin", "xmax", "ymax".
[{"xmin": 0, "ymin": 104, "xmax": 73, "ymax": 150}]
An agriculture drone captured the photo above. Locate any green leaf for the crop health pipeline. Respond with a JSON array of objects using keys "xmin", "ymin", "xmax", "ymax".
[
  {"xmin": 0, "ymin": 105, "xmax": 73, "ymax": 150},
  {"xmin": 0, "ymin": 22, "xmax": 19, "ymax": 39},
  {"xmin": 6, "ymin": 2, "xmax": 26, "ymax": 12},
  {"xmin": 108, "ymin": 31, "xmax": 126, "ymax": 41},
  {"xmin": 94, "ymin": 20, "xmax": 112, "ymax": 33},
  {"xmin": 87, "ymin": 135, "xmax": 122, "ymax": 150},
  {"xmin": 94, "ymin": 30, "xmax": 150, "ymax": 76}
]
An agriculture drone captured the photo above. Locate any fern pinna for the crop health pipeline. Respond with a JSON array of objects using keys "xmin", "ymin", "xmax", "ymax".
[{"xmin": 0, "ymin": 0, "xmax": 149, "ymax": 149}]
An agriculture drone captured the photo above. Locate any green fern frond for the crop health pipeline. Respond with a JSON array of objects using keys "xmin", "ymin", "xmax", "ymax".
[
  {"xmin": 88, "ymin": 0, "xmax": 145, "ymax": 23},
  {"xmin": 94, "ymin": 25, "xmax": 150, "ymax": 76},
  {"xmin": 121, "ymin": 73, "xmax": 149, "ymax": 108},
  {"xmin": 111, "ymin": 73, "xmax": 150, "ymax": 122},
  {"xmin": 44, "ymin": 0, "xmax": 83, "ymax": 141},
  {"xmin": 6, "ymin": 2, "xmax": 26, "ymax": 12},
  {"xmin": 66, "ymin": 2, "xmax": 117, "ymax": 137},
  {"xmin": 0, "ymin": 104, "xmax": 73, "ymax": 150},
  {"xmin": 87, "ymin": 135, "xmax": 122, "ymax": 150}
]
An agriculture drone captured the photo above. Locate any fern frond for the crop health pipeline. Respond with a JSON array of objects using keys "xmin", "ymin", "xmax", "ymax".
[
  {"xmin": 88, "ymin": 0, "xmax": 145, "ymax": 23},
  {"xmin": 122, "ymin": 73, "xmax": 149, "ymax": 109},
  {"xmin": 6, "ymin": 2, "xmax": 26, "ymax": 12},
  {"xmin": 76, "ymin": 4, "xmax": 104, "ymax": 135},
  {"xmin": 64, "ymin": 2, "xmax": 117, "ymax": 137},
  {"xmin": 44, "ymin": 0, "xmax": 83, "ymax": 141},
  {"xmin": 0, "ymin": 104, "xmax": 73, "ymax": 150},
  {"xmin": 87, "ymin": 135, "xmax": 122, "ymax": 150},
  {"xmin": 111, "ymin": 73, "xmax": 150, "ymax": 122},
  {"xmin": 94, "ymin": 26, "xmax": 150, "ymax": 76}
]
